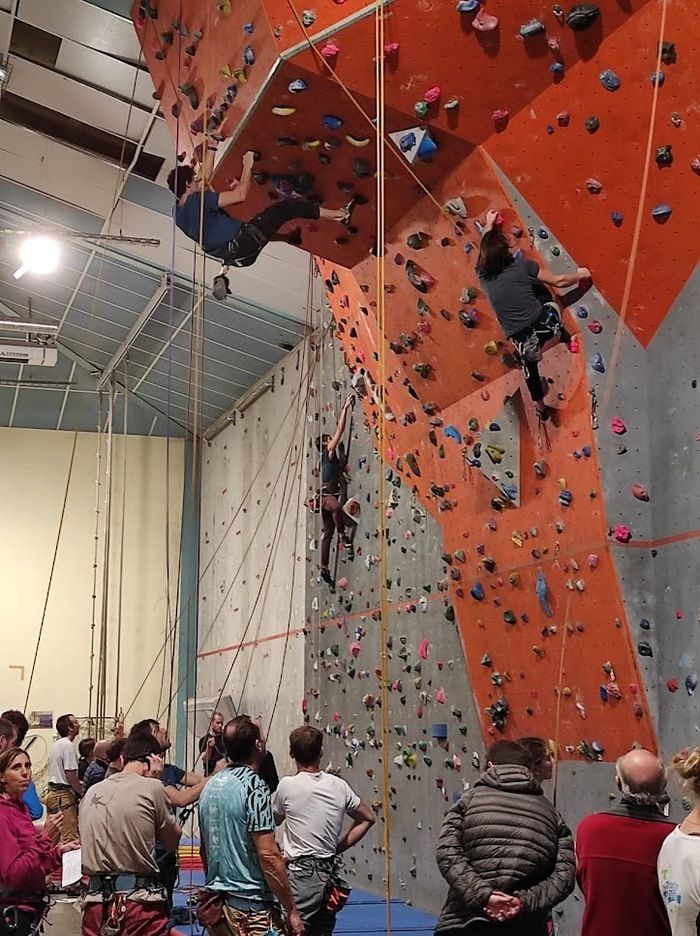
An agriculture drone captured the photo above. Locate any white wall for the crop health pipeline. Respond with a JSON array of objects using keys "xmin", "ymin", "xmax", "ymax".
[
  {"xmin": 197, "ymin": 343, "xmax": 311, "ymax": 773},
  {"xmin": 0, "ymin": 428, "xmax": 184, "ymax": 765}
]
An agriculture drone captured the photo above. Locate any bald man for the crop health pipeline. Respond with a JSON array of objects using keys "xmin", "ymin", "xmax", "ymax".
[{"xmin": 576, "ymin": 749, "xmax": 673, "ymax": 936}]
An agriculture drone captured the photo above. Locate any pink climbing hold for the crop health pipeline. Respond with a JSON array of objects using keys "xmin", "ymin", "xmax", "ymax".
[
  {"xmin": 586, "ymin": 178, "xmax": 603, "ymax": 194},
  {"xmin": 384, "ymin": 41, "xmax": 400, "ymax": 55},
  {"xmin": 436, "ymin": 687, "xmax": 447, "ymax": 704},
  {"xmin": 321, "ymin": 42, "xmax": 340, "ymax": 58},
  {"xmin": 588, "ymin": 320, "xmax": 603, "ymax": 334},
  {"xmin": 632, "ymin": 483, "xmax": 650, "ymax": 502},
  {"xmin": 424, "ymin": 86, "xmax": 441, "ymax": 103},
  {"xmin": 587, "ymin": 553, "xmax": 599, "ymax": 568},
  {"xmin": 568, "ymin": 336, "xmax": 580, "ymax": 353},
  {"xmin": 349, "ymin": 641, "xmax": 362, "ymax": 657},
  {"xmin": 472, "ymin": 7, "xmax": 498, "ymax": 30},
  {"xmin": 611, "ymin": 416, "xmax": 627, "ymax": 435},
  {"xmin": 492, "ymin": 108, "xmax": 509, "ymax": 123},
  {"xmin": 337, "ymin": 575, "xmax": 349, "ymax": 589},
  {"xmin": 613, "ymin": 524, "xmax": 632, "ymax": 544},
  {"xmin": 419, "ymin": 638, "xmax": 430, "ymax": 659}
]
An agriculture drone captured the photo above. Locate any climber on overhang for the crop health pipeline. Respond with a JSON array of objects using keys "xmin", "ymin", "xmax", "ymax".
[
  {"xmin": 168, "ymin": 146, "xmax": 353, "ymax": 298},
  {"xmin": 476, "ymin": 210, "xmax": 591, "ymax": 422},
  {"xmin": 317, "ymin": 395, "xmax": 355, "ymax": 590}
]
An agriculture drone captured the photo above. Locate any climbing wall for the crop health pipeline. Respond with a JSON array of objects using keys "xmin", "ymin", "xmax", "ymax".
[{"xmin": 136, "ymin": 0, "xmax": 699, "ymax": 928}]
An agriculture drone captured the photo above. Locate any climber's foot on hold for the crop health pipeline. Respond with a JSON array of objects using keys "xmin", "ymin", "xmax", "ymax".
[{"xmin": 321, "ymin": 567, "xmax": 335, "ymax": 591}]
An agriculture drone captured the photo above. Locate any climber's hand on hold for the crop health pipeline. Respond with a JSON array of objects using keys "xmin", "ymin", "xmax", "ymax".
[
  {"xmin": 484, "ymin": 209, "xmax": 501, "ymax": 232},
  {"xmin": 576, "ymin": 267, "xmax": 592, "ymax": 281},
  {"xmin": 242, "ymin": 151, "xmax": 256, "ymax": 170}
]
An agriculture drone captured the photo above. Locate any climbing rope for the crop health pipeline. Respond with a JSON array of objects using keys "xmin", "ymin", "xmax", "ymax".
[
  {"xmin": 96, "ymin": 383, "xmax": 115, "ymax": 737},
  {"xmin": 24, "ymin": 432, "xmax": 79, "ymax": 714},
  {"xmin": 599, "ymin": 0, "xmax": 669, "ymax": 420},
  {"xmin": 113, "ymin": 361, "xmax": 129, "ymax": 720},
  {"xmin": 551, "ymin": 591, "xmax": 572, "ymax": 809},
  {"xmin": 374, "ymin": 0, "xmax": 393, "ymax": 928},
  {"xmin": 87, "ymin": 395, "xmax": 104, "ymax": 731}
]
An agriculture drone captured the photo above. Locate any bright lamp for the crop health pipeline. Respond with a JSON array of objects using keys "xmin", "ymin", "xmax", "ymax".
[{"xmin": 14, "ymin": 236, "xmax": 61, "ymax": 280}]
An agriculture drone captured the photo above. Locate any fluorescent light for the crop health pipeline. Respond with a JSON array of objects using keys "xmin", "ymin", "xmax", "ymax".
[{"xmin": 14, "ymin": 236, "xmax": 61, "ymax": 279}]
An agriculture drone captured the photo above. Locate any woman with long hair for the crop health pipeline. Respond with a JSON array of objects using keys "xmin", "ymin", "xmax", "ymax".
[
  {"xmin": 476, "ymin": 211, "xmax": 590, "ymax": 421},
  {"xmin": 658, "ymin": 746, "xmax": 700, "ymax": 933},
  {"xmin": 0, "ymin": 747, "xmax": 77, "ymax": 935}
]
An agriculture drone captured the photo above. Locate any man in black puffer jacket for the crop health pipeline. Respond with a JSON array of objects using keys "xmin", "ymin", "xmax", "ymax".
[{"xmin": 435, "ymin": 740, "xmax": 575, "ymax": 935}]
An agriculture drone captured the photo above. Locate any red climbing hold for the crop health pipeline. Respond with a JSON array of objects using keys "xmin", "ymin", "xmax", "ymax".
[
  {"xmin": 611, "ymin": 416, "xmax": 627, "ymax": 435},
  {"xmin": 613, "ymin": 525, "xmax": 632, "ymax": 544},
  {"xmin": 667, "ymin": 679, "xmax": 679, "ymax": 693},
  {"xmin": 419, "ymin": 638, "xmax": 430, "ymax": 659}
]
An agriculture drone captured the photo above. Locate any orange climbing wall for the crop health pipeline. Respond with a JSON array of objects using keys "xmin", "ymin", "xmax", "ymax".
[{"xmin": 134, "ymin": 0, "xmax": 698, "ymax": 761}]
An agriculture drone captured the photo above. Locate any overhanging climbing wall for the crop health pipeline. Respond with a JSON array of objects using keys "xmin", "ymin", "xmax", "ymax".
[{"xmin": 136, "ymin": 0, "xmax": 699, "ymax": 926}]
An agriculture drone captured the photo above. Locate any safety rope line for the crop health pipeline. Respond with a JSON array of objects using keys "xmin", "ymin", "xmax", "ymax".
[
  {"xmin": 551, "ymin": 591, "xmax": 572, "ymax": 809},
  {"xmin": 23, "ymin": 432, "xmax": 79, "ymax": 714},
  {"xmin": 374, "ymin": 1, "xmax": 392, "ymax": 929},
  {"xmin": 113, "ymin": 360, "xmax": 129, "ymax": 720},
  {"xmin": 96, "ymin": 384, "xmax": 115, "ymax": 737},
  {"xmin": 87, "ymin": 394, "xmax": 104, "ymax": 731},
  {"xmin": 599, "ymin": 0, "xmax": 669, "ymax": 419},
  {"xmin": 123, "ymin": 321, "xmax": 331, "ymax": 721}
]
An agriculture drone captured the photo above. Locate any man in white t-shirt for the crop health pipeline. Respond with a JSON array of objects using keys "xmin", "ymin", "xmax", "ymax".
[
  {"xmin": 46, "ymin": 713, "xmax": 83, "ymax": 844},
  {"xmin": 272, "ymin": 726, "xmax": 375, "ymax": 936}
]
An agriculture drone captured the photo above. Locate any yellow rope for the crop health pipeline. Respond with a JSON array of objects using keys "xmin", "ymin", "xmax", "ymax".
[{"xmin": 374, "ymin": 2, "xmax": 392, "ymax": 930}]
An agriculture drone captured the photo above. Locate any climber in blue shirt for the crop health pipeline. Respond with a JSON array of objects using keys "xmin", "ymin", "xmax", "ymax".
[{"xmin": 168, "ymin": 146, "xmax": 353, "ymax": 295}]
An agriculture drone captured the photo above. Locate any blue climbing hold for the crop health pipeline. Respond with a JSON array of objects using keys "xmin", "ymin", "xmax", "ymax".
[
  {"xmin": 471, "ymin": 581, "xmax": 485, "ymax": 601},
  {"xmin": 488, "ymin": 422, "xmax": 501, "ymax": 431},
  {"xmin": 536, "ymin": 570, "xmax": 553, "ymax": 618},
  {"xmin": 577, "ymin": 306, "xmax": 589, "ymax": 319},
  {"xmin": 582, "ymin": 445, "xmax": 592, "ymax": 457},
  {"xmin": 521, "ymin": 613, "xmax": 529, "ymax": 624},
  {"xmin": 399, "ymin": 131, "xmax": 416, "ymax": 153},
  {"xmin": 243, "ymin": 45, "xmax": 255, "ymax": 65},
  {"xmin": 639, "ymin": 618, "xmax": 651, "ymax": 630},
  {"xmin": 456, "ymin": 0, "xmax": 479, "ymax": 10},
  {"xmin": 537, "ymin": 228, "xmax": 549, "ymax": 240},
  {"xmin": 323, "ymin": 115, "xmax": 344, "ymax": 131},
  {"xmin": 591, "ymin": 353, "xmax": 605, "ymax": 374},
  {"xmin": 546, "ymin": 125, "xmax": 555, "ymax": 134},
  {"xmin": 652, "ymin": 203, "xmax": 672, "ymax": 222},
  {"xmin": 288, "ymin": 78, "xmax": 308, "ymax": 93},
  {"xmin": 599, "ymin": 69, "xmax": 621, "ymax": 91},
  {"xmin": 686, "ymin": 674, "xmax": 698, "ymax": 696},
  {"xmin": 599, "ymin": 684, "xmax": 609, "ymax": 702},
  {"xmin": 443, "ymin": 425, "xmax": 463, "ymax": 444},
  {"xmin": 650, "ymin": 71, "xmax": 665, "ymax": 87},
  {"xmin": 501, "ymin": 483, "xmax": 518, "ymax": 502},
  {"xmin": 559, "ymin": 489, "xmax": 573, "ymax": 507},
  {"xmin": 611, "ymin": 211, "xmax": 624, "ymax": 227},
  {"xmin": 464, "ymin": 242, "xmax": 474, "ymax": 254},
  {"xmin": 520, "ymin": 18, "xmax": 545, "ymax": 37},
  {"xmin": 549, "ymin": 62, "xmax": 565, "ymax": 75},
  {"xmin": 591, "ymin": 741, "xmax": 605, "ymax": 755},
  {"xmin": 243, "ymin": 22, "xmax": 254, "ymax": 34},
  {"xmin": 417, "ymin": 132, "xmax": 438, "ymax": 160}
]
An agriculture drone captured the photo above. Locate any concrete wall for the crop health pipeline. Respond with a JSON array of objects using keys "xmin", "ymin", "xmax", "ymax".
[
  {"xmin": 0, "ymin": 427, "xmax": 184, "ymax": 771},
  {"xmin": 197, "ymin": 343, "xmax": 312, "ymax": 774}
]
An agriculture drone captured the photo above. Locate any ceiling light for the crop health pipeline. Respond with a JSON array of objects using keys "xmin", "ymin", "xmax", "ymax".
[{"xmin": 14, "ymin": 236, "xmax": 61, "ymax": 280}]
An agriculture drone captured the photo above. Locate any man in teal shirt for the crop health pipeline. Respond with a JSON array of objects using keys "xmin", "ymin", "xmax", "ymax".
[{"xmin": 198, "ymin": 716, "xmax": 303, "ymax": 936}]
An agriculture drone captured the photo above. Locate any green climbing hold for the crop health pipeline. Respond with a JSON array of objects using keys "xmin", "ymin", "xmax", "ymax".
[
  {"xmin": 407, "ymin": 232, "xmax": 428, "ymax": 250},
  {"xmin": 423, "ymin": 756, "xmax": 433, "ymax": 767},
  {"xmin": 445, "ymin": 605, "xmax": 455, "ymax": 622},
  {"xmin": 503, "ymin": 610, "xmax": 516, "ymax": 624},
  {"xmin": 330, "ymin": 644, "xmax": 339, "ymax": 656}
]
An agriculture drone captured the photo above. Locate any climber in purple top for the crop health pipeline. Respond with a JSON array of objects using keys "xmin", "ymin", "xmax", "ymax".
[
  {"xmin": 476, "ymin": 210, "xmax": 591, "ymax": 422},
  {"xmin": 169, "ymin": 147, "xmax": 352, "ymax": 295}
]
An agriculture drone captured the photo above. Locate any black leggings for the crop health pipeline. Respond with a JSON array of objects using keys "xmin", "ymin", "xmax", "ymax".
[
  {"xmin": 220, "ymin": 198, "xmax": 321, "ymax": 267},
  {"xmin": 511, "ymin": 306, "xmax": 571, "ymax": 403}
]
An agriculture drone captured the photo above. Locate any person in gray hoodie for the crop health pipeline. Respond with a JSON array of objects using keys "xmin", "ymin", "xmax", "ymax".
[{"xmin": 435, "ymin": 739, "xmax": 574, "ymax": 935}]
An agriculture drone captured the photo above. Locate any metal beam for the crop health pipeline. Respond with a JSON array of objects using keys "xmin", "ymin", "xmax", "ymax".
[{"xmin": 97, "ymin": 274, "xmax": 169, "ymax": 390}]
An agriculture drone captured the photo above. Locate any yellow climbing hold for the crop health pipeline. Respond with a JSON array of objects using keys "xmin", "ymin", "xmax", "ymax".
[
  {"xmin": 219, "ymin": 64, "xmax": 233, "ymax": 78},
  {"xmin": 272, "ymin": 106, "xmax": 297, "ymax": 116},
  {"xmin": 532, "ymin": 645, "xmax": 545, "ymax": 658},
  {"xmin": 303, "ymin": 139, "xmax": 322, "ymax": 149},
  {"xmin": 486, "ymin": 444, "xmax": 505, "ymax": 464},
  {"xmin": 508, "ymin": 571, "xmax": 520, "ymax": 586},
  {"xmin": 346, "ymin": 134, "xmax": 371, "ymax": 147},
  {"xmin": 484, "ymin": 340, "xmax": 499, "ymax": 355},
  {"xmin": 218, "ymin": 0, "xmax": 232, "ymax": 12},
  {"xmin": 557, "ymin": 477, "xmax": 567, "ymax": 489},
  {"xmin": 511, "ymin": 532, "xmax": 524, "ymax": 548},
  {"xmin": 233, "ymin": 68, "xmax": 248, "ymax": 83}
]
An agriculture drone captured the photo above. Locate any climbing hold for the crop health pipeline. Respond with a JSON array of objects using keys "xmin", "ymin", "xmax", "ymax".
[
  {"xmin": 323, "ymin": 115, "xmax": 343, "ymax": 130},
  {"xmin": 272, "ymin": 106, "xmax": 296, "ymax": 116},
  {"xmin": 288, "ymin": 78, "xmax": 308, "ymax": 93},
  {"xmin": 591, "ymin": 353, "xmax": 605, "ymax": 374},
  {"xmin": 321, "ymin": 42, "xmax": 339, "ymax": 58},
  {"xmin": 414, "ymin": 100, "xmax": 429, "ymax": 119},
  {"xmin": 243, "ymin": 46, "xmax": 255, "ymax": 65},
  {"xmin": 599, "ymin": 69, "xmax": 621, "ymax": 92},
  {"xmin": 667, "ymin": 679, "xmax": 679, "ymax": 693},
  {"xmin": 419, "ymin": 638, "xmax": 430, "ymax": 659},
  {"xmin": 586, "ymin": 178, "xmax": 603, "ymax": 194},
  {"xmin": 587, "ymin": 554, "xmax": 599, "ymax": 569},
  {"xmin": 566, "ymin": 4, "xmax": 600, "ymax": 30},
  {"xmin": 413, "ymin": 362, "xmax": 432, "ymax": 379},
  {"xmin": 436, "ymin": 688, "xmax": 447, "ymax": 704},
  {"xmin": 613, "ymin": 524, "xmax": 632, "ymax": 544},
  {"xmin": 301, "ymin": 9, "xmax": 316, "ymax": 25},
  {"xmin": 520, "ymin": 19, "xmax": 545, "ymax": 37},
  {"xmin": 559, "ymin": 490, "xmax": 573, "ymax": 508},
  {"xmin": 652, "ymin": 204, "xmax": 672, "ymax": 222},
  {"xmin": 686, "ymin": 674, "xmax": 698, "ymax": 696},
  {"xmin": 588, "ymin": 320, "xmax": 603, "ymax": 334},
  {"xmin": 536, "ymin": 570, "xmax": 553, "ymax": 617},
  {"xmin": 432, "ymin": 723, "xmax": 448, "ymax": 740},
  {"xmin": 611, "ymin": 211, "xmax": 624, "ymax": 227},
  {"xmin": 585, "ymin": 116, "xmax": 600, "ymax": 134},
  {"xmin": 405, "ymin": 261, "xmax": 432, "ymax": 293},
  {"xmin": 534, "ymin": 461, "xmax": 548, "ymax": 479},
  {"xmin": 349, "ymin": 640, "xmax": 361, "ymax": 657},
  {"xmin": 632, "ymin": 483, "xmax": 649, "ymax": 502},
  {"xmin": 456, "ymin": 0, "xmax": 479, "ymax": 10},
  {"xmin": 352, "ymin": 159, "xmax": 372, "ymax": 178},
  {"xmin": 557, "ymin": 111, "xmax": 570, "ymax": 127},
  {"xmin": 443, "ymin": 426, "xmax": 462, "ymax": 444},
  {"xmin": 407, "ymin": 232, "xmax": 428, "ymax": 250},
  {"xmin": 659, "ymin": 40, "xmax": 677, "ymax": 65},
  {"xmin": 611, "ymin": 416, "xmax": 627, "ymax": 435},
  {"xmin": 471, "ymin": 581, "xmax": 485, "ymax": 601},
  {"xmin": 404, "ymin": 452, "xmax": 421, "ymax": 476},
  {"xmin": 347, "ymin": 135, "xmax": 371, "ymax": 147},
  {"xmin": 655, "ymin": 145, "xmax": 673, "ymax": 166},
  {"xmin": 503, "ymin": 610, "xmax": 516, "ymax": 625},
  {"xmin": 472, "ymin": 8, "xmax": 499, "ymax": 30},
  {"xmin": 484, "ymin": 340, "xmax": 499, "ymax": 356},
  {"xmin": 424, "ymin": 86, "xmax": 441, "ymax": 104},
  {"xmin": 492, "ymin": 109, "xmax": 509, "ymax": 124},
  {"xmin": 650, "ymin": 71, "xmax": 665, "ymax": 87},
  {"xmin": 550, "ymin": 63, "xmax": 565, "ymax": 76},
  {"xmin": 537, "ymin": 228, "xmax": 549, "ymax": 240}
]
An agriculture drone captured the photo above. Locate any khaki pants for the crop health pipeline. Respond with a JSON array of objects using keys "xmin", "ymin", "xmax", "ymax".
[
  {"xmin": 208, "ymin": 905, "xmax": 284, "ymax": 936},
  {"xmin": 45, "ymin": 787, "xmax": 79, "ymax": 844}
]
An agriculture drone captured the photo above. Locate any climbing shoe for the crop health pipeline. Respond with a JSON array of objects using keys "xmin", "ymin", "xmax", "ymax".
[
  {"xmin": 321, "ymin": 568, "xmax": 335, "ymax": 591},
  {"xmin": 212, "ymin": 273, "xmax": 231, "ymax": 301},
  {"xmin": 343, "ymin": 536, "xmax": 355, "ymax": 561}
]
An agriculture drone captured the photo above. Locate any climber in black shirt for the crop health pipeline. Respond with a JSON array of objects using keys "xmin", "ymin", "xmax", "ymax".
[{"xmin": 317, "ymin": 396, "xmax": 355, "ymax": 589}]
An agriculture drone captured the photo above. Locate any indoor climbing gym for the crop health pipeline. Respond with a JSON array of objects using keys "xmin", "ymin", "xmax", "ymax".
[{"xmin": 0, "ymin": 0, "xmax": 697, "ymax": 934}]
